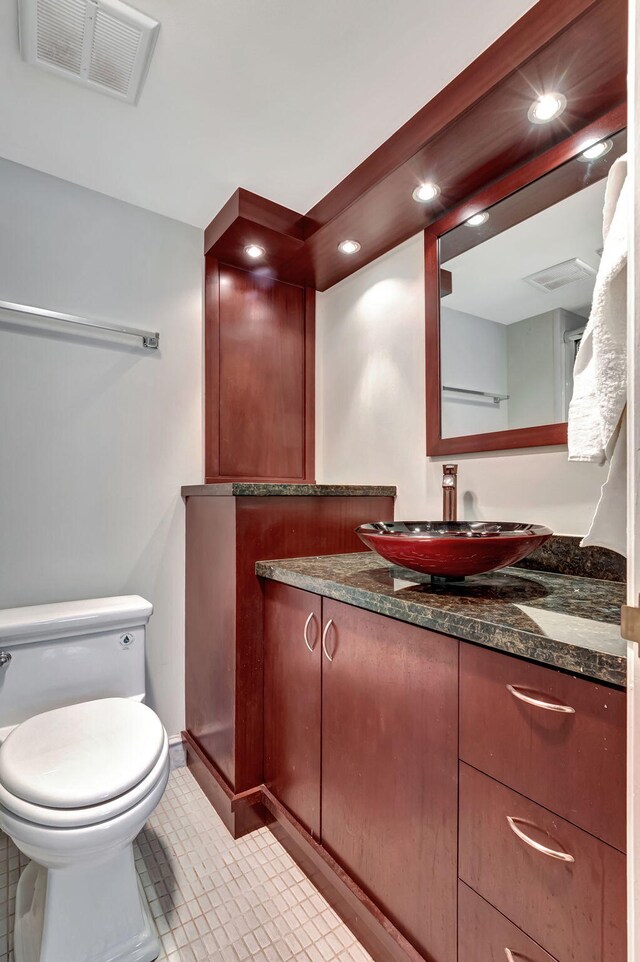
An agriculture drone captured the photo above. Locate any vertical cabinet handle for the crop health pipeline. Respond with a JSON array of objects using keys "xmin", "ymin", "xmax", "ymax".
[
  {"xmin": 506, "ymin": 816, "xmax": 575, "ymax": 862},
  {"xmin": 504, "ymin": 950, "xmax": 517, "ymax": 962},
  {"xmin": 506, "ymin": 684, "xmax": 575, "ymax": 714},
  {"xmin": 303, "ymin": 613, "xmax": 315, "ymax": 652},
  {"xmin": 322, "ymin": 619, "xmax": 334, "ymax": 662}
]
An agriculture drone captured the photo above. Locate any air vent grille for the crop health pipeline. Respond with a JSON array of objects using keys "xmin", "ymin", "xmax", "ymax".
[
  {"xmin": 524, "ymin": 258, "xmax": 597, "ymax": 293},
  {"xmin": 19, "ymin": 0, "xmax": 159, "ymax": 104},
  {"xmin": 36, "ymin": 0, "xmax": 85, "ymax": 74},
  {"xmin": 88, "ymin": 6, "xmax": 141, "ymax": 95}
]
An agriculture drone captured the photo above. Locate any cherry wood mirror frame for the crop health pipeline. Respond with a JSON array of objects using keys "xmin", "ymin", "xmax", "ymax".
[{"xmin": 425, "ymin": 103, "xmax": 626, "ymax": 456}]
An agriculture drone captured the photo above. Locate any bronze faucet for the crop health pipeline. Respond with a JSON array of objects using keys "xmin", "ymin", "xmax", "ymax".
[{"xmin": 442, "ymin": 464, "xmax": 458, "ymax": 522}]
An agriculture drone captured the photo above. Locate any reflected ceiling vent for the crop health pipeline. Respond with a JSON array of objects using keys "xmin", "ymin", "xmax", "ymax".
[
  {"xmin": 523, "ymin": 258, "xmax": 597, "ymax": 293},
  {"xmin": 18, "ymin": 0, "xmax": 160, "ymax": 104}
]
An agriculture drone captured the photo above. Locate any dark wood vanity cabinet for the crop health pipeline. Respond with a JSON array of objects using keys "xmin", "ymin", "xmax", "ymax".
[
  {"xmin": 262, "ymin": 582, "xmax": 627, "ymax": 962},
  {"xmin": 321, "ymin": 599, "xmax": 458, "ymax": 962},
  {"xmin": 264, "ymin": 581, "xmax": 322, "ymax": 838},
  {"xmin": 263, "ymin": 585, "xmax": 458, "ymax": 962},
  {"xmin": 459, "ymin": 642, "xmax": 626, "ymax": 962},
  {"xmin": 459, "ymin": 643, "xmax": 627, "ymax": 851}
]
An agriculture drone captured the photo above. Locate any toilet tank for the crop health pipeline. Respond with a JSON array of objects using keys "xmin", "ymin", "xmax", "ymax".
[{"xmin": 0, "ymin": 596, "xmax": 152, "ymax": 738}]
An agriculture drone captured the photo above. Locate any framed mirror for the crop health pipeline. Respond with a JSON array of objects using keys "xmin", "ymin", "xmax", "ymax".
[{"xmin": 425, "ymin": 107, "xmax": 626, "ymax": 456}]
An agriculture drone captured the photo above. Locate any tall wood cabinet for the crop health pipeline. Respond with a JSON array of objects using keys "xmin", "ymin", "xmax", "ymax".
[
  {"xmin": 205, "ymin": 258, "xmax": 315, "ymax": 483},
  {"xmin": 183, "ymin": 485, "xmax": 395, "ymax": 837}
]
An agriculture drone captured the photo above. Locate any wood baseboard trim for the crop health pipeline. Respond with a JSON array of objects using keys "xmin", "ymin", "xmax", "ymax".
[
  {"xmin": 261, "ymin": 787, "xmax": 424, "ymax": 962},
  {"xmin": 182, "ymin": 731, "xmax": 264, "ymax": 839}
]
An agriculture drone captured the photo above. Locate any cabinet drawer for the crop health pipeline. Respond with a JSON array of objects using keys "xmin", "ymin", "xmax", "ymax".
[
  {"xmin": 459, "ymin": 763, "xmax": 626, "ymax": 962},
  {"xmin": 460, "ymin": 642, "xmax": 626, "ymax": 850},
  {"xmin": 459, "ymin": 882, "xmax": 559, "ymax": 962}
]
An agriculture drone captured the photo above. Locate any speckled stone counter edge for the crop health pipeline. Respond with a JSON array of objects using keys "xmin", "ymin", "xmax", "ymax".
[
  {"xmin": 256, "ymin": 559, "xmax": 626, "ymax": 688},
  {"xmin": 182, "ymin": 483, "xmax": 397, "ymax": 497},
  {"xmin": 514, "ymin": 534, "xmax": 625, "ymax": 583}
]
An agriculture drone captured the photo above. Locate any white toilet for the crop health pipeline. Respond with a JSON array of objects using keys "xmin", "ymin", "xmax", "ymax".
[{"xmin": 0, "ymin": 595, "xmax": 170, "ymax": 962}]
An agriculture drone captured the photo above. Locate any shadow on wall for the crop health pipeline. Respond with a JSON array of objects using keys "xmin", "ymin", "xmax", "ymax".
[
  {"xmin": 126, "ymin": 498, "xmax": 186, "ymax": 728},
  {"xmin": 462, "ymin": 491, "xmax": 480, "ymax": 521}
]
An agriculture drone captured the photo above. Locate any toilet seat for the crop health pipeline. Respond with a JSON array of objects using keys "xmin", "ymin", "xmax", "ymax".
[{"xmin": 0, "ymin": 698, "xmax": 168, "ymax": 828}]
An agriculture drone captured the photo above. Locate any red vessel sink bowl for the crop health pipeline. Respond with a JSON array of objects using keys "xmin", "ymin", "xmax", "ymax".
[{"xmin": 356, "ymin": 522, "xmax": 552, "ymax": 579}]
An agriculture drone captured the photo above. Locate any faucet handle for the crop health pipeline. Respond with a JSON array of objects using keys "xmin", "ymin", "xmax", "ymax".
[{"xmin": 442, "ymin": 464, "xmax": 458, "ymax": 488}]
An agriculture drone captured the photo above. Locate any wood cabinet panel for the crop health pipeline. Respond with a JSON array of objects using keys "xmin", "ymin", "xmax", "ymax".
[
  {"xmin": 321, "ymin": 601, "xmax": 458, "ymax": 962},
  {"xmin": 458, "ymin": 882, "xmax": 559, "ymax": 962},
  {"xmin": 185, "ymin": 495, "xmax": 237, "ymax": 785},
  {"xmin": 218, "ymin": 264, "xmax": 306, "ymax": 479},
  {"xmin": 460, "ymin": 643, "xmax": 626, "ymax": 850},
  {"xmin": 459, "ymin": 763, "xmax": 626, "ymax": 962},
  {"xmin": 264, "ymin": 582, "xmax": 322, "ymax": 838},
  {"xmin": 185, "ymin": 491, "xmax": 394, "ymax": 814}
]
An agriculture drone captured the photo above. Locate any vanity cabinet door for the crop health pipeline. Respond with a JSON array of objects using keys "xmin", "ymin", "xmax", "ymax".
[
  {"xmin": 264, "ymin": 581, "xmax": 322, "ymax": 838},
  {"xmin": 320, "ymin": 599, "xmax": 458, "ymax": 962}
]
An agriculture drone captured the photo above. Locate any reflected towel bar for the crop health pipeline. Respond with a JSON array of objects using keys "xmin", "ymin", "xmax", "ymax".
[
  {"xmin": 0, "ymin": 300, "xmax": 160, "ymax": 350},
  {"xmin": 442, "ymin": 385, "xmax": 509, "ymax": 404}
]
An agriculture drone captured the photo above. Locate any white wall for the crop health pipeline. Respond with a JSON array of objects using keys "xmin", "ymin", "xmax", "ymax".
[
  {"xmin": 0, "ymin": 158, "xmax": 203, "ymax": 738},
  {"xmin": 316, "ymin": 234, "xmax": 606, "ymax": 535},
  {"xmin": 440, "ymin": 306, "xmax": 509, "ymax": 437}
]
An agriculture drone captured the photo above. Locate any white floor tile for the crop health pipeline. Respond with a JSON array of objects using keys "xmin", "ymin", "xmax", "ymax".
[{"xmin": 0, "ymin": 768, "xmax": 373, "ymax": 962}]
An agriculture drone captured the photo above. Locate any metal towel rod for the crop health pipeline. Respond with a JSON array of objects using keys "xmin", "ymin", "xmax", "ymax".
[
  {"xmin": 0, "ymin": 300, "xmax": 160, "ymax": 350},
  {"xmin": 442, "ymin": 385, "xmax": 509, "ymax": 405}
]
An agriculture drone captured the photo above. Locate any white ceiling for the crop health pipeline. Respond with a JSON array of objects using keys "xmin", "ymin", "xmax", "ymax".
[
  {"xmin": 442, "ymin": 178, "xmax": 607, "ymax": 324},
  {"xmin": 0, "ymin": 0, "xmax": 536, "ymax": 228}
]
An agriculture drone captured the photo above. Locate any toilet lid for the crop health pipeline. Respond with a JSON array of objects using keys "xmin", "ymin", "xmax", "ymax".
[{"xmin": 0, "ymin": 698, "xmax": 165, "ymax": 809}]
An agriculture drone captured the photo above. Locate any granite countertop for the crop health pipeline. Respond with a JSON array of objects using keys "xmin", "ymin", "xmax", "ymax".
[
  {"xmin": 256, "ymin": 552, "xmax": 626, "ymax": 687},
  {"xmin": 182, "ymin": 483, "xmax": 397, "ymax": 498}
]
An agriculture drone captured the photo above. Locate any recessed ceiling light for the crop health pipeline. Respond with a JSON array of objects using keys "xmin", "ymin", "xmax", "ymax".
[
  {"xmin": 578, "ymin": 139, "xmax": 613, "ymax": 162},
  {"xmin": 466, "ymin": 212, "xmax": 489, "ymax": 227},
  {"xmin": 527, "ymin": 92, "xmax": 567, "ymax": 124},
  {"xmin": 412, "ymin": 182, "xmax": 440, "ymax": 203},
  {"xmin": 338, "ymin": 240, "xmax": 361, "ymax": 255},
  {"xmin": 245, "ymin": 244, "xmax": 265, "ymax": 259}
]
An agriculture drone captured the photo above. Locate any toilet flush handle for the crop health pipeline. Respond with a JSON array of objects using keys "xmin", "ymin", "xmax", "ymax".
[{"xmin": 0, "ymin": 651, "xmax": 12, "ymax": 669}]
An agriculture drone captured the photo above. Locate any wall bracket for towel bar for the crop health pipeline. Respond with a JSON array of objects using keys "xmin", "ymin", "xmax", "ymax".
[
  {"xmin": 442, "ymin": 385, "xmax": 509, "ymax": 404},
  {"xmin": 0, "ymin": 300, "xmax": 160, "ymax": 350}
]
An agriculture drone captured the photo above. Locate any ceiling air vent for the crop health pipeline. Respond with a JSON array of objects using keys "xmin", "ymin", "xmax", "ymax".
[
  {"xmin": 523, "ymin": 258, "xmax": 597, "ymax": 293},
  {"xmin": 18, "ymin": 0, "xmax": 160, "ymax": 104}
]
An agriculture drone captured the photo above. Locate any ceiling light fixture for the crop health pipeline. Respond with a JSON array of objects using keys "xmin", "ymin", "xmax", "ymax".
[
  {"xmin": 338, "ymin": 240, "xmax": 361, "ymax": 255},
  {"xmin": 578, "ymin": 139, "xmax": 613, "ymax": 162},
  {"xmin": 527, "ymin": 92, "xmax": 567, "ymax": 124},
  {"xmin": 466, "ymin": 212, "xmax": 489, "ymax": 227},
  {"xmin": 412, "ymin": 182, "xmax": 440, "ymax": 203},
  {"xmin": 245, "ymin": 244, "xmax": 265, "ymax": 259}
]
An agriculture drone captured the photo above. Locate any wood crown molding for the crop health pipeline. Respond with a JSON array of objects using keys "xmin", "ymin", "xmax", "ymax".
[{"xmin": 203, "ymin": 0, "xmax": 626, "ymax": 292}]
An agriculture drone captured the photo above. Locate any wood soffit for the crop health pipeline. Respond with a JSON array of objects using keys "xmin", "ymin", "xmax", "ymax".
[{"xmin": 203, "ymin": 0, "xmax": 627, "ymax": 292}]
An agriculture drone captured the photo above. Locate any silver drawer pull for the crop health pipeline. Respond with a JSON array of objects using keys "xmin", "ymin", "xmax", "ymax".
[
  {"xmin": 303, "ymin": 613, "xmax": 315, "ymax": 652},
  {"xmin": 504, "ymin": 951, "xmax": 517, "ymax": 962},
  {"xmin": 506, "ymin": 684, "xmax": 575, "ymax": 714},
  {"xmin": 322, "ymin": 619, "xmax": 334, "ymax": 662},
  {"xmin": 506, "ymin": 815, "xmax": 575, "ymax": 862}
]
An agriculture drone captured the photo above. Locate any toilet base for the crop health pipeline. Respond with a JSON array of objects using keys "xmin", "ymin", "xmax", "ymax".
[{"xmin": 14, "ymin": 851, "xmax": 160, "ymax": 962}]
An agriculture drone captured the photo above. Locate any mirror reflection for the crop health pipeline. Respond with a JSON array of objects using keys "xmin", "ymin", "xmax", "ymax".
[{"xmin": 438, "ymin": 130, "xmax": 625, "ymax": 440}]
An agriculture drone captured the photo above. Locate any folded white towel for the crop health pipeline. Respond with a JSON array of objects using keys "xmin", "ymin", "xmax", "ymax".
[{"xmin": 567, "ymin": 154, "xmax": 628, "ymax": 555}]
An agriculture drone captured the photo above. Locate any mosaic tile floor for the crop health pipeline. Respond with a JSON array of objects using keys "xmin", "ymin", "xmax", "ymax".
[{"xmin": 0, "ymin": 766, "xmax": 373, "ymax": 962}]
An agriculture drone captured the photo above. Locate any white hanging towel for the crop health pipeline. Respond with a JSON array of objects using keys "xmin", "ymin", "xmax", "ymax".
[{"xmin": 567, "ymin": 154, "xmax": 628, "ymax": 555}]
